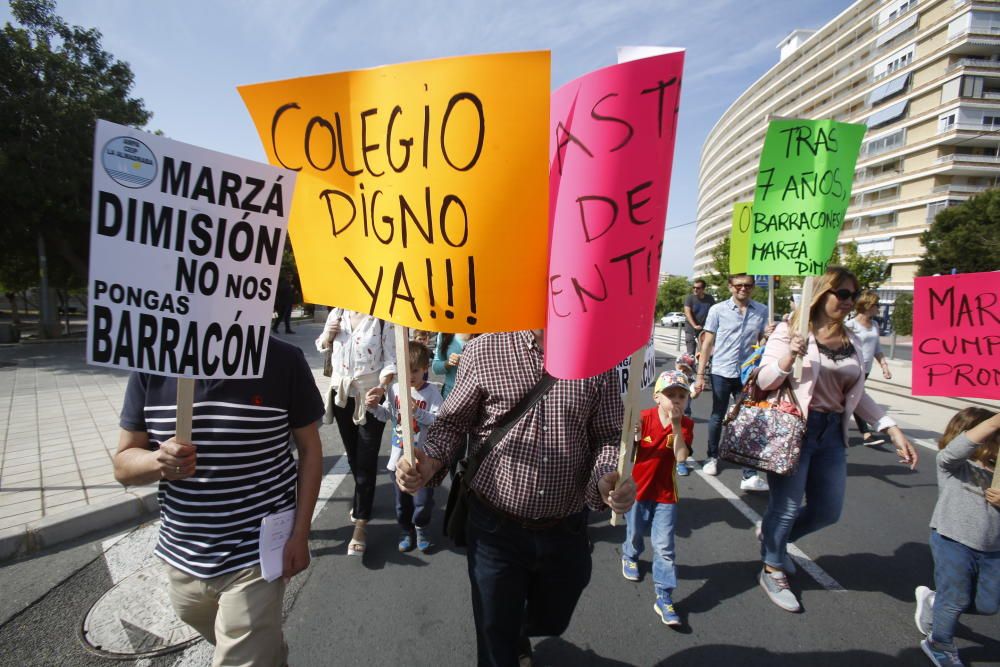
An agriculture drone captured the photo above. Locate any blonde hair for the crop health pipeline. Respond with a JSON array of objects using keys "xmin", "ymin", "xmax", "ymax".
[
  {"xmin": 854, "ymin": 291, "xmax": 879, "ymax": 316},
  {"xmin": 939, "ymin": 407, "xmax": 999, "ymax": 468},
  {"xmin": 788, "ymin": 266, "xmax": 858, "ymax": 344}
]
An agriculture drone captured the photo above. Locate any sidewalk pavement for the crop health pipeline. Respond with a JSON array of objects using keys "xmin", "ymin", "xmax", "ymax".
[{"xmin": 0, "ymin": 320, "xmax": 325, "ymax": 562}]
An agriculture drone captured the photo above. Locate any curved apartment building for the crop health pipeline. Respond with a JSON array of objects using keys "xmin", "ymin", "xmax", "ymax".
[{"xmin": 694, "ymin": 0, "xmax": 1000, "ymax": 298}]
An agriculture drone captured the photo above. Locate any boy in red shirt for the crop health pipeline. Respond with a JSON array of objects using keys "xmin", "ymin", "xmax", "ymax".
[{"xmin": 621, "ymin": 370, "xmax": 694, "ymax": 627}]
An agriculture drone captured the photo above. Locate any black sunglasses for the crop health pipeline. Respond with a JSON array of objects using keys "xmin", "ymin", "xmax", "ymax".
[{"xmin": 829, "ymin": 288, "xmax": 862, "ymax": 301}]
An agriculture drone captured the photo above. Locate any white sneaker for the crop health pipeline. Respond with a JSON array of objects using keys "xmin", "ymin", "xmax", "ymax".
[
  {"xmin": 740, "ymin": 475, "xmax": 770, "ymax": 492},
  {"xmin": 703, "ymin": 458, "xmax": 719, "ymax": 476},
  {"xmin": 915, "ymin": 585, "xmax": 935, "ymax": 636}
]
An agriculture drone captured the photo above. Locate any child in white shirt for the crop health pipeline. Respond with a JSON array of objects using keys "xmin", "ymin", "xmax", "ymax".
[{"xmin": 367, "ymin": 341, "xmax": 443, "ymax": 552}]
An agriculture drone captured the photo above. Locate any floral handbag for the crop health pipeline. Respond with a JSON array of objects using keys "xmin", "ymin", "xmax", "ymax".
[{"xmin": 719, "ymin": 368, "xmax": 806, "ymax": 476}]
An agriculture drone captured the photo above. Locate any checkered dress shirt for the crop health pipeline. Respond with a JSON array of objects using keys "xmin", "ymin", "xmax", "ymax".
[{"xmin": 424, "ymin": 331, "xmax": 623, "ymax": 520}]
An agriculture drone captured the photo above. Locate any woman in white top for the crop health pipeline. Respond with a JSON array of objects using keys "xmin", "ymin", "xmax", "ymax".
[
  {"xmin": 845, "ymin": 292, "xmax": 892, "ymax": 446},
  {"xmin": 316, "ymin": 308, "xmax": 396, "ymax": 555}
]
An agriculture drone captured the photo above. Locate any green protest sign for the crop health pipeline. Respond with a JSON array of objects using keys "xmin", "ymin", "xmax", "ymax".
[
  {"xmin": 729, "ymin": 202, "xmax": 752, "ymax": 275},
  {"xmin": 747, "ymin": 119, "xmax": 866, "ymax": 276}
]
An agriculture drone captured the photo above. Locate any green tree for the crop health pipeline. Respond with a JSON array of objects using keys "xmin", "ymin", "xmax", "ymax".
[
  {"xmin": 655, "ymin": 275, "xmax": 689, "ymax": 317},
  {"xmin": 891, "ymin": 293, "xmax": 913, "ymax": 336},
  {"xmin": 838, "ymin": 241, "xmax": 890, "ymax": 290},
  {"xmin": 705, "ymin": 236, "xmax": 731, "ymax": 296},
  {"xmin": 917, "ymin": 189, "xmax": 1000, "ymax": 276},
  {"xmin": 0, "ymin": 0, "xmax": 151, "ymax": 293}
]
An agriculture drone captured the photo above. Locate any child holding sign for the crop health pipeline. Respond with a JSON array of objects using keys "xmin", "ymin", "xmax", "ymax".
[
  {"xmin": 367, "ymin": 341, "xmax": 443, "ymax": 553},
  {"xmin": 914, "ymin": 408, "xmax": 1000, "ymax": 667},
  {"xmin": 620, "ymin": 370, "xmax": 693, "ymax": 627}
]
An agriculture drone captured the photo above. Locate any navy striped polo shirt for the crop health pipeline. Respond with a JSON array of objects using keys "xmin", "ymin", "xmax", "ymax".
[{"xmin": 120, "ymin": 338, "xmax": 324, "ymax": 578}]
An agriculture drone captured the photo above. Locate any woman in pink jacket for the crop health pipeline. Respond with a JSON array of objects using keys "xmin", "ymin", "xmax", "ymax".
[{"xmin": 755, "ymin": 266, "xmax": 919, "ymax": 613}]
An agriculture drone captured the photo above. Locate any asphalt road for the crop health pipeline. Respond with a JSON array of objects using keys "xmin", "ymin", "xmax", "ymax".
[{"xmin": 0, "ymin": 347, "xmax": 996, "ymax": 666}]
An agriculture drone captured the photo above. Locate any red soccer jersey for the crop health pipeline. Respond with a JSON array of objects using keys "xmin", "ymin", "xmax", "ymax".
[{"xmin": 632, "ymin": 409, "xmax": 694, "ymax": 504}]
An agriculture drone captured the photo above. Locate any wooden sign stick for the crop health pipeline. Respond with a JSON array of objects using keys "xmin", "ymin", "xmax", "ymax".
[
  {"xmin": 992, "ymin": 461, "xmax": 1000, "ymax": 490},
  {"xmin": 611, "ymin": 347, "xmax": 645, "ymax": 527},
  {"xmin": 767, "ymin": 275, "xmax": 775, "ymax": 324},
  {"xmin": 175, "ymin": 378, "xmax": 195, "ymax": 442},
  {"xmin": 794, "ymin": 276, "xmax": 815, "ymax": 381},
  {"xmin": 394, "ymin": 324, "xmax": 415, "ymax": 465}
]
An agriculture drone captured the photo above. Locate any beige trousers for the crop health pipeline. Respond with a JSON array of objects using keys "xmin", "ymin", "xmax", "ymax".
[{"xmin": 165, "ymin": 564, "xmax": 287, "ymax": 667}]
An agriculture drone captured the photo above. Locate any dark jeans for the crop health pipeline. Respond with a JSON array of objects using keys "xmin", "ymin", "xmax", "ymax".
[
  {"xmin": 685, "ymin": 329, "xmax": 698, "ymax": 356},
  {"xmin": 273, "ymin": 302, "xmax": 293, "ymax": 331},
  {"xmin": 331, "ymin": 398, "xmax": 386, "ymax": 521},
  {"xmin": 706, "ymin": 374, "xmax": 741, "ymax": 459},
  {"xmin": 930, "ymin": 529, "xmax": 1000, "ymax": 646},
  {"xmin": 395, "ymin": 484, "xmax": 434, "ymax": 530},
  {"xmin": 466, "ymin": 495, "xmax": 591, "ymax": 667}
]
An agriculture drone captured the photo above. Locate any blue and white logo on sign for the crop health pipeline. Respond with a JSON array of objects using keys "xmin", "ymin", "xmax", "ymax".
[{"xmin": 101, "ymin": 136, "xmax": 157, "ymax": 188}]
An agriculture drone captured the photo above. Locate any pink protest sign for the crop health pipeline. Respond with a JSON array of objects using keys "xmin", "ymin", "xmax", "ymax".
[
  {"xmin": 912, "ymin": 272, "xmax": 1000, "ymax": 399},
  {"xmin": 544, "ymin": 51, "xmax": 684, "ymax": 379}
]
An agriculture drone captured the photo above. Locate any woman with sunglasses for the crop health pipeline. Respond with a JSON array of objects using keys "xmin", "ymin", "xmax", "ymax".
[{"xmin": 754, "ymin": 266, "xmax": 919, "ymax": 612}]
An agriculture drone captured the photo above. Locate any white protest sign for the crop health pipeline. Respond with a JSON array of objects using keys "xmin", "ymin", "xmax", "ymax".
[
  {"xmin": 614, "ymin": 332, "xmax": 657, "ymax": 395},
  {"xmin": 87, "ymin": 120, "xmax": 296, "ymax": 379}
]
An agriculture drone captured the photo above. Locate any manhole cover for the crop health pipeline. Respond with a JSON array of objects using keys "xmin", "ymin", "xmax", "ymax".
[{"xmin": 80, "ymin": 564, "xmax": 201, "ymax": 658}]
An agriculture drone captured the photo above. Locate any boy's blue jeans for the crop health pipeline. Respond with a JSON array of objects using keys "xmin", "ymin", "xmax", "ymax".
[
  {"xmin": 930, "ymin": 529, "xmax": 1000, "ymax": 646},
  {"xmin": 622, "ymin": 501, "xmax": 677, "ymax": 598},
  {"xmin": 395, "ymin": 484, "xmax": 434, "ymax": 530},
  {"xmin": 761, "ymin": 411, "xmax": 847, "ymax": 569}
]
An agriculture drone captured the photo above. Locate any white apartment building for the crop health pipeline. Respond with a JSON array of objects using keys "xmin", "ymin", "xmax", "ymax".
[{"xmin": 694, "ymin": 0, "xmax": 1000, "ymax": 300}]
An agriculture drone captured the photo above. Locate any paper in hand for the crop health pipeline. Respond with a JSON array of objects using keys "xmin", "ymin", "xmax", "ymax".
[{"xmin": 259, "ymin": 508, "xmax": 295, "ymax": 582}]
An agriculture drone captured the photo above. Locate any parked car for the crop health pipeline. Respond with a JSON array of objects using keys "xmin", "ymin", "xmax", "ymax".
[{"xmin": 660, "ymin": 312, "xmax": 686, "ymax": 327}]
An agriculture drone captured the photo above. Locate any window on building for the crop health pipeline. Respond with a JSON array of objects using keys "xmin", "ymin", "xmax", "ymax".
[
  {"xmin": 873, "ymin": 46, "xmax": 915, "ymax": 81},
  {"xmin": 984, "ymin": 116, "xmax": 1000, "ymax": 128},
  {"xmin": 876, "ymin": 14, "xmax": 919, "ymax": 48},
  {"xmin": 863, "ymin": 128, "xmax": 906, "ymax": 156},
  {"xmin": 962, "ymin": 75, "xmax": 985, "ymax": 98},
  {"xmin": 857, "ymin": 212, "xmax": 899, "ymax": 230},
  {"xmin": 867, "ymin": 73, "xmax": 911, "ymax": 106},
  {"xmin": 867, "ymin": 100, "xmax": 909, "ymax": 128},
  {"xmin": 939, "ymin": 113, "xmax": 957, "ymax": 132},
  {"xmin": 926, "ymin": 200, "xmax": 961, "ymax": 222}
]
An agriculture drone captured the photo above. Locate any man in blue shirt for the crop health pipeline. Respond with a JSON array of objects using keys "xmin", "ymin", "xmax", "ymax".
[{"xmin": 691, "ymin": 274, "xmax": 774, "ymax": 488}]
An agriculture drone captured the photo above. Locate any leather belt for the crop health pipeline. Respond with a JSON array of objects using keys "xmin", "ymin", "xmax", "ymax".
[{"xmin": 472, "ymin": 492, "xmax": 569, "ymax": 531}]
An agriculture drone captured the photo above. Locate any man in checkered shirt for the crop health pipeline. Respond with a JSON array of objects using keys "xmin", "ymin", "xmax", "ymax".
[{"xmin": 397, "ymin": 329, "xmax": 636, "ymax": 666}]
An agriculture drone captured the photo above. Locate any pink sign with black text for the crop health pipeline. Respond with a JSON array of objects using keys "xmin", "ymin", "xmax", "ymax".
[
  {"xmin": 912, "ymin": 272, "xmax": 1000, "ymax": 400},
  {"xmin": 544, "ymin": 50, "xmax": 684, "ymax": 379}
]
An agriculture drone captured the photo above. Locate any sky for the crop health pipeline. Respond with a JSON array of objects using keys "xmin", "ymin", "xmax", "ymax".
[{"xmin": 4, "ymin": 0, "xmax": 853, "ymax": 277}]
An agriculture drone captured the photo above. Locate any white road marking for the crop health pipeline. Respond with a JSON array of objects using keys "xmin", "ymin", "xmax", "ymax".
[{"xmin": 693, "ymin": 467, "xmax": 847, "ymax": 593}]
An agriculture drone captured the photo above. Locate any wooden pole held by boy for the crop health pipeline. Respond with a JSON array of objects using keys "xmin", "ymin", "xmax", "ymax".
[
  {"xmin": 394, "ymin": 325, "xmax": 415, "ymax": 465},
  {"xmin": 611, "ymin": 347, "xmax": 645, "ymax": 527}
]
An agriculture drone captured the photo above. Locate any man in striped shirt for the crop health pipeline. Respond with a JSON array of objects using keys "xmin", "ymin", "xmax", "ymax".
[
  {"xmin": 113, "ymin": 337, "xmax": 324, "ymax": 667},
  {"xmin": 396, "ymin": 329, "xmax": 636, "ymax": 666}
]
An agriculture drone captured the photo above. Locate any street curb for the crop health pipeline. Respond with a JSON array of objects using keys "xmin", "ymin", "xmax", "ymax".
[{"xmin": 0, "ymin": 487, "xmax": 159, "ymax": 563}]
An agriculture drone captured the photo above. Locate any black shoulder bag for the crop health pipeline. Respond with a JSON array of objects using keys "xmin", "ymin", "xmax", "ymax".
[{"xmin": 443, "ymin": 373, "xmax": 557, "ymax": 547}]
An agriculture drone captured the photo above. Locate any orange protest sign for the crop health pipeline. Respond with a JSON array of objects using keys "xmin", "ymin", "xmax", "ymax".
[{"xmin": 239, "ymin": 52, "xmax": 550, "ymax": 332}]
